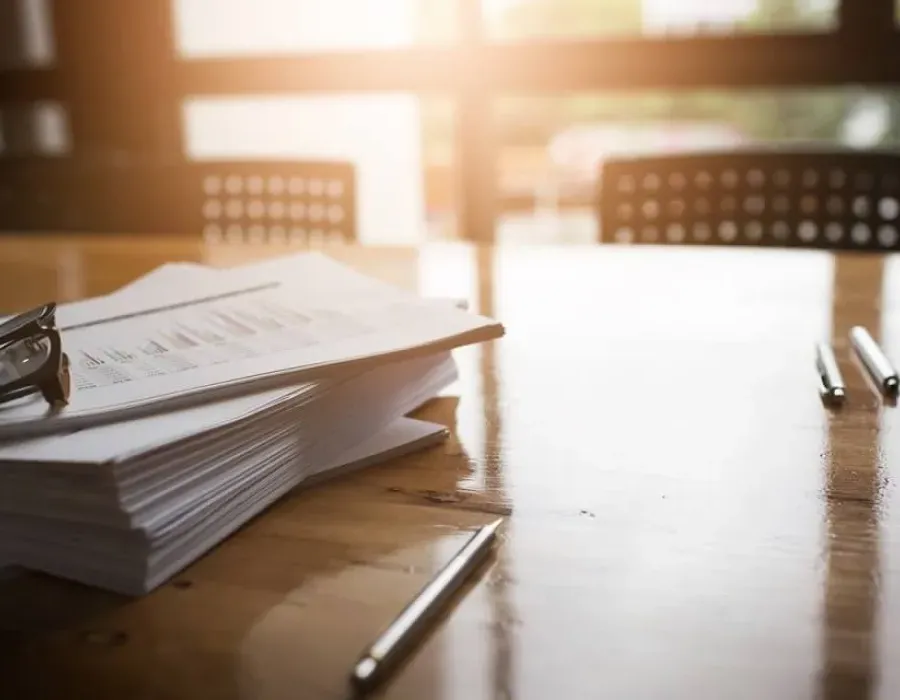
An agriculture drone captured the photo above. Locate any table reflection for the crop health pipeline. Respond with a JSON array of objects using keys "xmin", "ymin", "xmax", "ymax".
[{"xmin": 824, "ymin": 255, "xmax": 884, "ymax": 699}]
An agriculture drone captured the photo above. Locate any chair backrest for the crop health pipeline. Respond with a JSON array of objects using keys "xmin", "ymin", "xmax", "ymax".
[
  {"xmin": 0, "ymin": 158, "xmax": 357, "ymax": 243},
  {"xmin": 188, "ymin": 161, "xmax": 356, "ymax": 244},
  {"xmin": 598, "ymin": 149, "xmax": 900, "ymax": 251}
]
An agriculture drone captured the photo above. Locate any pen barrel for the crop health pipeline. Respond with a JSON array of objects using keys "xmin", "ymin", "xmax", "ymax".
[
  {"xmin": 353, "ymin": 524, "xmax": 498, "ymax": 690},
  {"xmin": 815, "ymin": 342, "xmax": 844, "ymax": 394},
  {"xmin": 850, "ymin": 326, "xmax": 899, "ymax": 393}
]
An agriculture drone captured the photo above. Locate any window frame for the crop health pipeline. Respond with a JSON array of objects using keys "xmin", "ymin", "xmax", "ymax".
[{"xmin": 0, "ymin": 0, "xmax": 897, "ymax": 240}]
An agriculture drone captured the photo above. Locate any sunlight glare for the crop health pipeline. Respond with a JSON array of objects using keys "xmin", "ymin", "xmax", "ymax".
[{"xmin": 175, "ymin": 0, "xmax": 416, "ymax": 56}]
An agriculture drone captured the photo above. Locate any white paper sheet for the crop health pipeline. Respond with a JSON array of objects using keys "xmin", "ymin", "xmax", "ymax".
[
  {"xmin": 0, "ymin": 416, "xmax": 448, "ymax": 595},
  {"xmin": 0, "ymin": 253, "xmax": 500, "ymax": 438},
  {"xmin": 0, "ymin": 352, "xmax": 452, "ymax": 466}
]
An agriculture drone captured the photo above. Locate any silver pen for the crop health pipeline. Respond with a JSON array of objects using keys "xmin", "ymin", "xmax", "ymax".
[
  {"xmin": 351, "ymin": 518, "xmax": 503, "ymax": 694},
  {"xmin": 850, "ymin": 326, "xmax": 899, "ymax": 395},
  {"xmin": 816, "ymin": 342, "xmax": 846, "ymax": 405}
]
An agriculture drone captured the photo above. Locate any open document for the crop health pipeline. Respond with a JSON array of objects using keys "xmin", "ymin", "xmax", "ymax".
[{"xmin": 0, "ymin": 253, "xmax": 502, "ymax": 439}]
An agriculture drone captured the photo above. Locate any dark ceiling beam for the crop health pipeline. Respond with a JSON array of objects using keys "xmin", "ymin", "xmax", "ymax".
[
  {"xmin": 5, "ymin": 32, "xmax": 900, "ymax": 103},
  {"xmin": 175, "ymin": 33, "xmax": 900, "ymax": 96}
]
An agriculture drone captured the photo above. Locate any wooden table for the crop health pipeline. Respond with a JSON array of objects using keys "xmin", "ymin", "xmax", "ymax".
[{"xmin": 0, "ymin": 234, "xmax": 896, "ymax": 699}]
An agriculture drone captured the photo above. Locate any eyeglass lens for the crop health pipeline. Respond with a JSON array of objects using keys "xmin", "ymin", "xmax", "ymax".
[
  {"xmin": 0, "ymin": 335, "xmax": 53, "ymax": 389},
  {"xmin": 0, "ymin": 306, "xmax": 52, "ymax": 338}
]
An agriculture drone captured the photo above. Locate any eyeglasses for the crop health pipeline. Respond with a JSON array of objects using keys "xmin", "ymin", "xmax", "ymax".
[{"xmin": 0, "ymin": 303, "xmax": 71, "ymax": 407}]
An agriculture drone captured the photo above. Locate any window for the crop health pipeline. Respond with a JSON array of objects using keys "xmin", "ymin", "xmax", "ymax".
[
  {"xmin": 0, "ymin": 0, "xmax": 54, "ymax": 69},
  {"xmin": 173, "ymin": 0, "xmax": 456, "ymax": 57},
  {"xmin": 483, "ymin": 0, "xmax": 837, "ymax": 41},
  {"xmin": 183, "ymin": 94, "xmax": 456, "ymax": 244},
  {"xmin": 32, "ymin": 101, "xmax": 70, "ymax": 154},
  {"xmin": 0, "ymin": 102, "xmax": 70, "ymax": 156},
  {"xmin": 494, "ymin": 88, "xmax": 900, "ymax": 243}
]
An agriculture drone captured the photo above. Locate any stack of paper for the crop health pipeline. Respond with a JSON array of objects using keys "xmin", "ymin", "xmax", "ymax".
[{"xmin": 0, "ymin": 253, "xmax": 503, "ymax": 595}]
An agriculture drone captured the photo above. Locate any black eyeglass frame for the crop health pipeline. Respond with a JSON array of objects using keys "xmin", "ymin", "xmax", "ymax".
[{"xmin": 0, "ymin": 303, "xmax": 71, "ymax": 406}]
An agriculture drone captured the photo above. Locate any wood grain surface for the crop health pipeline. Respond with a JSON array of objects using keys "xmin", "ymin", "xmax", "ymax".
[{"xmin": 0, "ymin": 234, "xmax": 897, "ymax": 700}]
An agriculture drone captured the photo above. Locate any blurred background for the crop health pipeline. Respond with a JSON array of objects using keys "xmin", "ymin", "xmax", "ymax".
[{"xmin": 1, "ymin": 0, "xmax": 898, "ymax": 245}]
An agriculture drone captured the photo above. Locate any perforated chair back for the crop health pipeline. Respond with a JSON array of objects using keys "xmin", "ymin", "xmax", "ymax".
[
  {"xmin": 190, "ymin": 161, "xmax": 355, "ymax": 244},
  {"xmin": 598, "ymin": 150, "xmax": 900, "ymax": 251},
  {"xmin": 0, "ymin": 158, "xmax": 357, "ymax": 243}
]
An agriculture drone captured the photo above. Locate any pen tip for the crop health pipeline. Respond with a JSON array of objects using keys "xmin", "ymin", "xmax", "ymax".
[
  {"xmin": 485, "ymin": 517, "xmax": 505, "ymax": 534},
  {"xmin": 352, "ymin": 657, "xmax": 377, "ymax": 686}
]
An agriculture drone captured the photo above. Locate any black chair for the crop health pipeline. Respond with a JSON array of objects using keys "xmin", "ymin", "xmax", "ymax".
[
  {"xmin": 597, "ymin": 149, "xmax": 900, "ymax": 251},
  {"xmin": 0, "ymin": 157, "xmax": 357, "ymax": 243}
]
